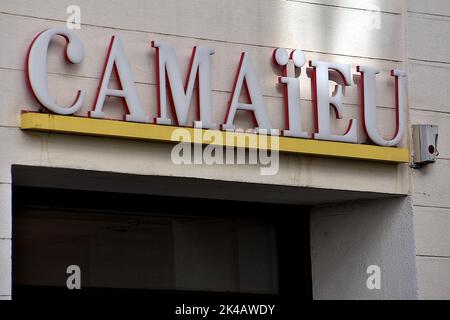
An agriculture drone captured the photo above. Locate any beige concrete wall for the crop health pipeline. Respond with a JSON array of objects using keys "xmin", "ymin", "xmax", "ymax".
[
  {"xmin": 0, "ymin": 0, "xmax": 410, "ymax": 191},
  {"xmin": 311, "ymin": 197, "xmax": 417, "ymax": 300},
  {"xmin": 0, "ymin": 0, "xmax": 417, "ymax": 299},
  {"xmin": 405, "ymin": 0, "xmax": 450, "ymax": 300}
]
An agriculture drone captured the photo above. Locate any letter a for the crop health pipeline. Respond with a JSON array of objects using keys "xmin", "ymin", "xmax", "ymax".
[
  {"xmin": 222, "ymin": 53, "xmax": 272, "ymax": 133},
  {"xmin": 89, "ymin": 35, "xmax": 149, "ymax": 123}
]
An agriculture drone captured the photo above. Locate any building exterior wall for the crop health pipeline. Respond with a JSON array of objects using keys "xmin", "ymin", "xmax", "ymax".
[
  {"xmin": 310, "ymin": 197, "xmax": 417, "ymax": 300},
  {"xmin": 405, "ymin": 0, "xmax": 450, "ymax": 300},
  {"xmin": 0, "ymin": 0, "xmax": 447, "ymax": 300}
]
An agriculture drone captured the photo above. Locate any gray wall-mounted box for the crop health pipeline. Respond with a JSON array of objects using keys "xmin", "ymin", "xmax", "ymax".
[{"xmin": 412, "ymin": 124, "xmax": 439, "ymax": 165}]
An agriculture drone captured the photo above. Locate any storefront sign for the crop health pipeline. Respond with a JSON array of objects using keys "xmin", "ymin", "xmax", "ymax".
[{"xmin": 21, "ymin": 28, "xmax": 409, "ymax": 163}]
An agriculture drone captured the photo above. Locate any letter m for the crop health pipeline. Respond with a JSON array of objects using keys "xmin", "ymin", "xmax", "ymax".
[{"xmin": 152, "ymin": 41, "xmax": 216, "ymax": 129}]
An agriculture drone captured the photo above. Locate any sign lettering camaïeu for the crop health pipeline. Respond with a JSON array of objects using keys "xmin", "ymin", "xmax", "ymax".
[{"xmin": 21, "ymin": 28, "xmax": 409, "ymax": 163}]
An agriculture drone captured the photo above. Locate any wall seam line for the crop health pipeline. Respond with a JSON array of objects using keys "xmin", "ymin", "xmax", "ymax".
[{"xmin": 0, "ymin": 11, "xmax": 405, "ymax": 63}]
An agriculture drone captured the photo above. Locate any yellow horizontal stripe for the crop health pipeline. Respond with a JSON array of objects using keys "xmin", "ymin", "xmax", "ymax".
[{"xmin": 20, "ymin": 112, "xmax": 410, "ymax": 163}]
